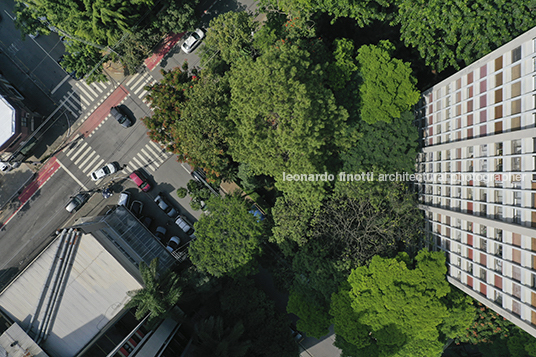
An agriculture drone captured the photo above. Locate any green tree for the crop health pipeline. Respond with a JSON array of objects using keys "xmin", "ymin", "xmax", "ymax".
[
  {"xmin": 125, "ymin": 258, "xmax": 182, "ymax": 321},
  {"xmin": 141, "ymin": 67, "xmax": 190, "ymax": 149},
  {"xmin": 59, "ymin": 41, "xmax": 108, "ymax": 83},
  {"xmin": 287, "ymin": 288, "xmax": 331, "ymax": 338},
  {"xmin": 193, "ymin": 316, "xmax": 251, "ymax": 357},
  {"xmin": 13, "ymin": 2, "xmax": 50, "ymax": 39},
  {"xmin": 395, "ymin": 0, "xmax": 536, "ymax": 72},
  {"xmin": 356, "ymin": 40, "xmax": 420, "ymax": 125},
  {"xmin": 228, "ymin": 43, "xmax": 355, "ymax": 207},
  {"xmin": 453, "ymin": 301, "xmax": 536, "ymax": 357},
  {"xmin": 327, "ymin": 38, "xmax": 358, "ymax": 91},
  {"xmin": 189, "ymin": 194, "xmax": 266, "ymax": 277},
  {"xmin": 175, "ymin": 73, "xmax": 236, "ymax": 179},
  {"xmin": 156, "ymin": 0, "xmax": 199, "ymax": 34},
  {"xmin": 330, "ymin": 250, "xmax": 474, "ymax": 357},
  {"xmin": 201, "ymin": 11, "xmax": 258, "ymax": 66},
  {"xmin": 341, "ymin": 111, "xmax": 419, "ymax": 173},
  {"xmin": 220, "ymin": 279, "xmax": 299, "ymax": 357}
]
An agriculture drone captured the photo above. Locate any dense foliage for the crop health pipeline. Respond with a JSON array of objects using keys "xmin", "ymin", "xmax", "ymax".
[
  {"xmin": 125, "ymin": 258, "xmax": 182, "ymax": 321},
  {"xmin": 14, "ymin": 0, "xmax": 199, "ymax": 81},
  {"xmin": 189, "ymin": 194, "xmax": 266, "ymax": 277},
  {"xmin": 330, "ymin": 250, "xmax": 474, "ymax": 357}
]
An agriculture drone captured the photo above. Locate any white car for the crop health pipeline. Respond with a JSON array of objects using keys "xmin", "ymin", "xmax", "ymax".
[
  {"xmin": 181, "ymin": 29, "xmax": 205, "ymax": 54},
  {"xmin": 91, "ymin": 162, "xmax": 119, "ymax": 181}
]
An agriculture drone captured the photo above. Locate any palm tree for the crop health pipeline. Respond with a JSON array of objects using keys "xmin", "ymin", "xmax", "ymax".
[
  {"xmin": 193, "ymin": 316, "xmax": 251, "ymax": 357},
  {"xmin": 125, "ymin": 258, "xmax": 182, "ymax": 321}
]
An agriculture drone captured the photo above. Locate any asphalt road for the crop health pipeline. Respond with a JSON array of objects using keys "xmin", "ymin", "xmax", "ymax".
[{"xmin": 0, "ymin": 168, "xmax": 78, "ymax": 287}]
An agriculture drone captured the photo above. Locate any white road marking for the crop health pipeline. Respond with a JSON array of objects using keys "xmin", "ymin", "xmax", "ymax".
[
  {"xmin": 126, "ymin": 73, "xmax": 140, "ymax": 86},
  {"xmin": 87, "ymin": 159, "xmax": 105, "ymax": 177},
  {"xmin": 57, "ymin": 158, "xmax": 88, "ymax": 191},
  {"xmin": 75, "ymin": 83, "xmax": 95, "ymax": 101},
  {"xmin": 51, "ymin": 75, "xmax": 71, "ymax": 95},
  {"xmin": 83, "ymin": 154, "xmax": 101, "ymax": 173},
  {"xmin": 74, "ymin": 146, "xmax": 93, "ymax": 165},
  {"xmin": 78, "ymin": 151, "xmax": 96, "ymax": 170},
  {"xmin": 67, "ymin": 142, "xmax": 87, "ymax": 159},
  {"xmin": 131, "ymin": 74, "xmax": 147, "ymax": 91}
]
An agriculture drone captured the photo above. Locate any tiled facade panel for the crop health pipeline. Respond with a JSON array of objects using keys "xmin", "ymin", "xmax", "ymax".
[{"xmin": 417, "ymin": 27, "xmax": 536, "ymax": 338}]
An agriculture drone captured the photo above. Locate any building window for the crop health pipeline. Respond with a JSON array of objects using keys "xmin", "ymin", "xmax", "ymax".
[
  {"xmin": 480, "ymin": 268, "xmax": 487, "ymax": 282},
  {"xmin": 512, "ymin": 139, "xmax": 522, "ymax": 154},
  {"xmin": 512, "ymin": 46, "xmax": 522, "ymax": 63},
  {"xmin": 495, "ymin": 291, "xmax": 503, "ymax": 305}
]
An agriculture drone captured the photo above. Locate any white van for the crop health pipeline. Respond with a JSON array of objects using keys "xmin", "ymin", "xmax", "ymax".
[
  {"xmin": 118, "ymin": 191, "xmax": 130, "ymax": 207},
  {"xmin": 175, "ymin": 215, "xmax": 195, "ymax": 236}
]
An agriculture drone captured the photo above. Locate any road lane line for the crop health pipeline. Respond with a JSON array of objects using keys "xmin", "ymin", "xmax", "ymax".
[
  {"xmin": 51, "ymin": 75, "xmax": 71, "ymax": 95},
  {"xmin": 67, "ymin": 142, "xmax": 87, "ymax": 159},
  {"xmin": 57, "ymin": 158, "xmax": 88, "ymax": 191}
]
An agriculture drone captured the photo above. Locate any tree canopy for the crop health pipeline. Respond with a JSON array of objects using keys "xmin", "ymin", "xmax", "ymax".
[
  {"xmin": 189, "ymin": 194, "xmax": 266, "ymax": 277},
  {"xmin": 125, "ymin": 258, "xmax": 182, "ymax": 321},
  {"xmin": 395, "ymin": 0, "xmax": 536, "ymax": 72},
  {"xmin": 330, "ymin": 250, "xmax": 474, "ymax": 357},
  {"xmin": 228, "ymin": 42, "xmax": 355, "ymax": 206},
  {"xmin": 356, "ymin": 40, "xmax": 419, "ymax": 125}
]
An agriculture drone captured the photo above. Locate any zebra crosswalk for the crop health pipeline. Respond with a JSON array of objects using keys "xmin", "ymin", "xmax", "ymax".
[
  {"xmin": 124, "ymin": 141, "xmax": 170, "ymax": 172},
  {"xmin": 59, "ymin": 81, "xmax": 118, "ymax": 117},
  {"xmin": 124, "ymin": 72, "xmax": 157, "ymax": 103},
  {"xmin": 63, "ymin": 140, "xmax": 170, "ymax": 179}
]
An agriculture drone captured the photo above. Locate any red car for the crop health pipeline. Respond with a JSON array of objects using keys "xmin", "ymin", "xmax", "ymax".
[{"xmin": 129, "ymin": 170, "xmax": 151, "ymax": 192}]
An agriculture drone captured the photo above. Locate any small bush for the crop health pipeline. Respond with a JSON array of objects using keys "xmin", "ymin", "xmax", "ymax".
[{"xmin": 177, "ymin": 187, "xmax": 188, "ymax": 198}]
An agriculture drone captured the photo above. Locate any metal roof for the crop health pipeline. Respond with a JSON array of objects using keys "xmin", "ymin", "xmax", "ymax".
[
  {"xmin": 0, "ymin": 323, "xmax": 48, "ymax": 357},
  {"xmin": 0, "ymin": 96, "xmax": 15, "ymax": 149},
  {"xmin": 0, "ymin": 232, "xmax": 142, "ymax": 357}
]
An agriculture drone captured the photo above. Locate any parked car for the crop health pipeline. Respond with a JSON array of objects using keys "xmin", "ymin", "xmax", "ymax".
[
  {"xmin": 167, "ymin": 207, "xmax": 178, "ymax": 218},
  {"xmin": 175, "ymin": 215, "xmax": 195, "ymax": 236},
  {"xmin": 154, "ymin": 192, "xmax": 169, "ymax": 211},
  {"xmin": 65, "ymin": 193, "xmax": 88, "ymax": 213},
  {"xmin": 166, "ymin": 236, "xmax": 180, "ymax": 253},
  {"xmin": 117, "ymin": 191, "xmax": 130, "ymax": 207},
  {"xmin": 181, "ymin": 28, "xmax": 205, "ymax": 54},
  {"xmin": 129, "ymin": 170, "xmax": 151, "ymax": 192},
  {"xmin": 91, "ymin": 162, "xmax": 119, "ymax": 181},
  {"xmin": 130, "ymin": 200, "xmax": 143, "ymax": 217},
  {"xmin": 155, "ymin": 226, "xmax": 166, "ymax": 242},
  {"xmin": 140, "ymin": 216, "xmax": 153, "ymax": 228},
  {"xmin": 290, "ymin": 325, "xmax": 304, "ymax": 343},
  {"xmin": 110, "ymin": 106, "xmax": 132, "ymax": 128}
]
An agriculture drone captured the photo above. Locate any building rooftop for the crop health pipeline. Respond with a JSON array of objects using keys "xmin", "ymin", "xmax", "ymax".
[
  {"xmin": 0, "ymin": 95, "xmax": 15, "ymax": 149},
  {"xmin": 0, "ymin": 230, "xmax": 142, "ymax": 357}
]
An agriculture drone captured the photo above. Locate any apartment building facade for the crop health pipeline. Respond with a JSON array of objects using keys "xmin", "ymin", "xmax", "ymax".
[{"xmin": 415, "ymin": 26, "xmax": 536, "ymax": 337}]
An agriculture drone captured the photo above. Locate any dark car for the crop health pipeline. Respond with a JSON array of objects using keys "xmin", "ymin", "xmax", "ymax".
[
  {"xmin": 166, "ymin": 236, "xmax": 180, "ymax": 253},
  {"xmin": 110, "ymin": 106, "xmax": 132, "ymax": 128},
  {"xmin": 65, "ymin": 193, "xmax": 88, "ymax": 213},
  {"xmin": 155, "ymin": 226, "xmax": 166, "ymax": 242},
  {"xmin": 140, "ymin": 216, "xmax": 153, "ymax": 228},
  {"xmin": 130, "ymin": 200, "xmax": 143, "ymax": 217}
]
